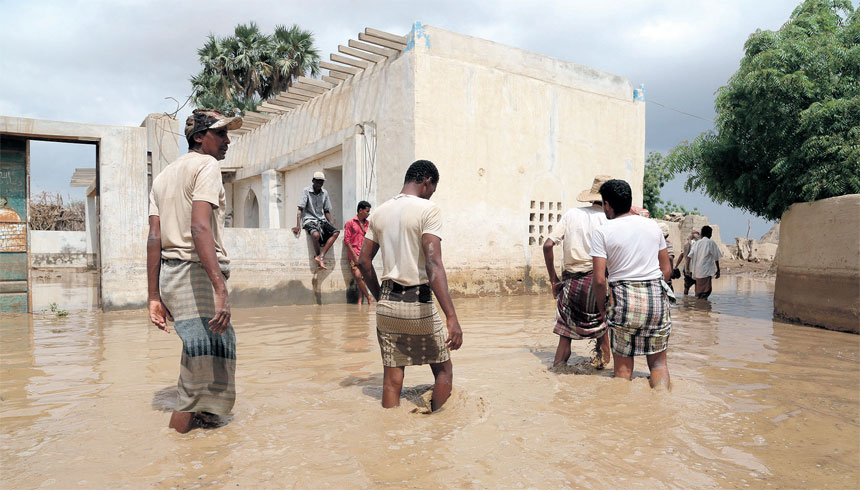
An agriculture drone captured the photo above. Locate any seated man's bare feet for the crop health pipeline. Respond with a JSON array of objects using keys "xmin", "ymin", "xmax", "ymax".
[{"xmin": 315, "ymin": 255, "xmax": 327, "ymax": 269}]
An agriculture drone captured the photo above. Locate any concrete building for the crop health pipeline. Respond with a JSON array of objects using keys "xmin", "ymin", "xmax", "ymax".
[{"xmin": 1, "ymin": 24, "xmax": 645, "ymax": 311}]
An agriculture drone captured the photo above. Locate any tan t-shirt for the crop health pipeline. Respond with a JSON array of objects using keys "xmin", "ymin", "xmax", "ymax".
[
  {"xmin": 547, "ymin": 205, "xmax": 607, "ymax": 273},
  {"xmin": 364, "ymin": 193, "xmax": 442, "ymax": 286},
  {"xmin": 149, "ymin": 152, "xmax": 229, "ymax": 264}
]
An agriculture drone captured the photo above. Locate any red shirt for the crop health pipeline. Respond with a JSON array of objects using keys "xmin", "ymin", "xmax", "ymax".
[{"xmin": 344, "ymin": 216, "xmax": 369, "ymax": 258}]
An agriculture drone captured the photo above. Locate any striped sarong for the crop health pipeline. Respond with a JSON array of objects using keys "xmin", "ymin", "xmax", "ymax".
[
  {"xmin": 375, "ymin": 280, "xmax": 450, "ymax": 367},
  {"xmin": 553, "ymin": 270, "xmax": 606, "ymax": 340},
  {"xmin": 159, "ymin": 259, "xmax": 236, "ymax": 415},
  {"xmin": 606, "ymin": 279, "xmax": 671, "ymax": 357}
]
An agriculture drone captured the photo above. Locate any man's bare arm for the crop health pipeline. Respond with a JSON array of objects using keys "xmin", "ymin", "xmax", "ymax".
[
  {"xmin": 592, "ymin": 257, "xmax": 608, "ymax": 318},
  {"xmin": 422, "ymin": 234, "xmax": 463, "ymax": 350},
  {"xmin": 357, "ymin": 238, "xmax": 380, "ymax": 299},
  {"xmin": 147, "ymin": 216, "xmax": 172, "ymax": 332},
  {"xmin": 542, "ymin": 238, "xmax": 562, "ymax": 297},
  {"xmin": 324, "ymin": 210, "xmax": 334, "ymax": 226},
  {"xmin": 658, "ymin": 248, "xmax": 672, "ymax": 282},
  {"xmin": 191, "ymin": 201, "xmax": 230, "ymax": 334},
  {"xmin": 291, "ymin": 207, "xmax": 303, "ymax": 236}
]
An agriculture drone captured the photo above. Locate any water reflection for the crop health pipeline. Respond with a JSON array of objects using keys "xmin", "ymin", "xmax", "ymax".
[{"xmin": 0, "ymin": 277, "xmax": 857, "ymax": 488}]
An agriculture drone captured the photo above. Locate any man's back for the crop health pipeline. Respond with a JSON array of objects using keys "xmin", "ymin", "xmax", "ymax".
[
  {"xmin": 590, "ymin": 214, "xmax": 665, "ymax": 282},
  {"xmin": 690, "ymin": 237, "xmax": 721, "ymax": 279},
  {"xmin": 365, "ymin": 193, "xmax": 442, "ymax": 286},
  {"xmin": 550, "ymin": 205, "xmax": 607, "ymax": 273}
]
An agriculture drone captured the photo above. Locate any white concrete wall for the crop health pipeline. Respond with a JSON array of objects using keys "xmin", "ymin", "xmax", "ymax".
[
  {"xmin": 774, "ymin": 195, "xmax": 859, "ymax": 332},
  {"xmin": 29, "ymin": 230, "xmax": 92, "ymax": 268},
  {"xmin": 1, "ymin": 116, "xmax": 150, "ymax": 309},
  {"xmin": 411, "ymin": 26, "xmax": 646, "ymax": 294}
]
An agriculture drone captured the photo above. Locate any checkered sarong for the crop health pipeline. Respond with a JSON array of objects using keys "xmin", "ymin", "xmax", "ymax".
[
  {"xmin": 375, "ymin": 280, "xmax": 450, "ymax": 367},
  {"xmin": 159, "ymin": 259, "xmax": 236, "ymax": 415},
  {"xmin": 607, "ymin": 279, "xmax": 671, "ymax": 356},
  {"xmin": 553, "ymin": 271, "xmax": 606, "ymax": 340}
]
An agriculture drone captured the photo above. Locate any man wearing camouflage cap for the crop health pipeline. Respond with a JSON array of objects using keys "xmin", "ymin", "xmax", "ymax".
[{"xmin": 147, "ymin": 109, "xmax": 242, "ymax": 433}]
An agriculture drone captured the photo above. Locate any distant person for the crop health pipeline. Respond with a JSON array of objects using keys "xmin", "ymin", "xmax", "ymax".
[
  {"xmin": 542, "ymin": 175, "xmax": 610, "ymax": 369},
  {"xmin": 344, "ymin": 200, "xmax": 373, "ymax": 304},
  {"xmin": 687, "ymin": 225, "xmax": 722, "ymax": 299},
  {"xmin": 292, "ymin": 171, "xmax": 340, "ymax": 269},
  {"xmin": 358, "ymin": 160, "xmax": 463, "ymax": 411},
  {"xmin": 675, "ymin": 231, "xmax": 700, "ymax": 295},
  {"xmin": 659, "ymin": 222, "xmax": 676, "ymax": 292},
  {"xmin": 590, "ymin": 179, "xmax": 673, "ymax": 389},
  {"xmin": 147, "ymin": 109, "xmax": 241, "ymax": 433}
]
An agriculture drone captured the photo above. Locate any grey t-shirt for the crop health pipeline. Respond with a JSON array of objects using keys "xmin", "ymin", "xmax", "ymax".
[{"xmin": 298, "ymin": 186, "xmax": 332, "ymax": 225}]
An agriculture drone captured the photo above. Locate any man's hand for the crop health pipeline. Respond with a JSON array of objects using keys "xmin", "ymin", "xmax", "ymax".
[
  {"xmin": 149, "ymin": 299, "xmax": 173, "ymax": 333},
  {"xmin": 715, "ymin": 269, "xmax": 721, "ymax": 279},
  {"xmin": 551, "ymin": 280, "xmax": 564, "ymax": 298},
  {"xmin": 291, "ymin": 226, "xmax": 300, "ymax": 236},
  {"xmin": 445, "ymin": 316, "xmax": 463, "ymax": 350},
  {"xmin": 209, "ymin": 290, "xmax": 231, "ymax": 334}
]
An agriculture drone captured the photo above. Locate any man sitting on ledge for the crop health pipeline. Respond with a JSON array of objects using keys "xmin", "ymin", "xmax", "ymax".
[{"xmin": 292, "ymin": 171, "xmax": 340, "ymax": 269}]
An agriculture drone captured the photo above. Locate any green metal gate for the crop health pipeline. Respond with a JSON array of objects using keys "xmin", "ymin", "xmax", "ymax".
[{"xmin": 0, "ymin": 136, "xmax": 29, "ymax": 312}]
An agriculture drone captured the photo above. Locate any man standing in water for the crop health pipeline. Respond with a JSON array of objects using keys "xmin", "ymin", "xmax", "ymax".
[
  {"xmin": 344, "ymin": 200, "xmax": 373, "ymax": 304},
  {"xmin": 675, "ymin": 230, "xmax": 700, "ymax": 295},
  {"xmin": 358, "ymin": 160, "xmax": 463, "ymax": 411},
  {"xmin": 292, "ymin": 171, "xmax": 340, "ymax": 269},
  {"xmin": 590, "ymin": 179, "xmax": 673, "ymax": 389},
  {"xmin": 147, "ymin": 109, "xmax": 241, "ymax": 433},
  {"xmin": 542, "ymin": 175, "xmax": 610, "ymax": 369},
  {"xmin": 687, "ymin": 225, "xmax": 722, "ymax": 299}
]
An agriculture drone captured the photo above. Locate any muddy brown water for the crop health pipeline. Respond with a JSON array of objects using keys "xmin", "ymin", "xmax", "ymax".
[{"xmin": 2, "ymin": 276, "xmax": 858, "ymax": 488}]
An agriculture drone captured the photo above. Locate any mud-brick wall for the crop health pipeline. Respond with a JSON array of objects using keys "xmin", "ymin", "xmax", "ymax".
[{"xmin": 774, "ymin": 195, "xmax": 859, "ymax": 333}]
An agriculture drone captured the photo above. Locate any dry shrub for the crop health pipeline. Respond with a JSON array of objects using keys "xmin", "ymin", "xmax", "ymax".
[{"xmin": 29, "ymin": 192, "xmax": 85, "ymax": 231}]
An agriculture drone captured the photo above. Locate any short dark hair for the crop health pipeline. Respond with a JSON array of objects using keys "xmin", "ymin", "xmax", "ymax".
[
  {"xmin": 598, "ymin": 179, "xmax": 632, "ymax": 215},
  {"xmin": 187, "ymin": 130, "xmax": 204, "ymax": 150},
  {"xmin": 357, "ymin": 200, "xmax": 371, "ymax": 212},
  {"xmin": 701, "ymin": 226, "xmax": 713, "ymax": 238},
  {"xmin": 404, "ymin": 160, "xmax": 439, "ymax": 185}
]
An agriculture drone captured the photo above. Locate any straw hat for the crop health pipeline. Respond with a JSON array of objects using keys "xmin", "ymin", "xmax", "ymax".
[{"xmin": 576, "ymin": 175, "xmax": 612, "ymax": 203}]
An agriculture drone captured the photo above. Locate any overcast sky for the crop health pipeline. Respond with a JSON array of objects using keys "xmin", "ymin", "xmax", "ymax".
[{"xmin": 1, "ymin": 0, "xmax": 815, "ymax": 239}]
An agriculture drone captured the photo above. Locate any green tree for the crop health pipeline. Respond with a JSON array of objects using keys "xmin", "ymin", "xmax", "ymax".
[
  {"xmin": 190, "ymin": 22, "xmax": 320, "ymax": 114},
  {"xmin": 666, "ymin": 0, "xmax": 859, "ymax": 221},
  {"xmin": 644, "ymin": 151, "xmax": 698, "ymax": 218}
]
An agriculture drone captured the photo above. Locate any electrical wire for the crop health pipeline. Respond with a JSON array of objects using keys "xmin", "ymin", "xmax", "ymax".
[{"xmin": 648, "ymin": 99, "xmax": 714, "ymax": 123}]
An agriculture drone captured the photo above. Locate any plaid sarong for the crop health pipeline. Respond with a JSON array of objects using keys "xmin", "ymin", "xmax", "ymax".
[
  {"xmin": 606, "ymin": 279, "xmax": 671, "ymax": 357},
  {"xmin": 159, "ymin": 259, "xmax": 236, "ymax": 415},
  {"xmin": 553, "ymin": 270, "xmax": 606, "ymax": 340},
  {"xmin": 375, "ymin": 280, "xmax": 450, "ymax": 367}
]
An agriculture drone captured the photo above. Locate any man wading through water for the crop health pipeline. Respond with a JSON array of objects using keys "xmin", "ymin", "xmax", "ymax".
[
  {"xmin": 147, "ymin": 109, "xmax": 241, "ymax": 433},
  {"xmin": 358, "ymin": 160, "xmax": 463, "ymax": 411}
]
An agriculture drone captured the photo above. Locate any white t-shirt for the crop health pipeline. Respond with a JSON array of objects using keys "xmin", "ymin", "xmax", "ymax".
[
  {"xmin": 590, "ymin": 214, "xmax": 666, "ymax": 282},
  {"xmin": 689, "ymin": 236, "xmax": 722, "ymax": 279},
  {"xmin": 364, "ymin": 194, "xmax": 443, "ymax": 286},
  {"xmin": 547, "ymin": 205, "xmax": 608, "ymax": 273}
]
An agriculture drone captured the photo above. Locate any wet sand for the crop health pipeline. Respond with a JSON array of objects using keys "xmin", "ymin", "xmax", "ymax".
[{"xmin": 1, "ymin": 276, "xmax": 858, "ymax": 488}]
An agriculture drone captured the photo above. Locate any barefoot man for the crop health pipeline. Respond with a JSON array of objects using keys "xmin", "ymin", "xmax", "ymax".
[
  {"xmin": 147, "ymin": 109, "xmax": 241, "ymax": 433},
  {"xmin": 291, "ymin": 171, "xmax": 340, "ymax": 269},
  {"xmin": 358, "ymin": 160, "xmax": 463, "ymax": 411},
  {"xmin": 344, "ymin": 200, "xmax": 373, "ymax": 304},
  {"xmin": 590, "ymin": 179, "xmax": 673, "ymax": 389},
  {"xmin": 542, "ymin": 175, "xmax": 610, "ymax": 369}
]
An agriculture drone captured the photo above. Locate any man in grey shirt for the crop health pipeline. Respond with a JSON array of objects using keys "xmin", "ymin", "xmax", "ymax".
[{"xmin": 291, "ymin": 171, "xmax": 340, "ymax": 269}]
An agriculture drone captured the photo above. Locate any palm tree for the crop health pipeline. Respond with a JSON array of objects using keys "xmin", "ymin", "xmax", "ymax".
[{"xmin": 189, "ymin": 22, "xmax": 321, "ymax": 113}]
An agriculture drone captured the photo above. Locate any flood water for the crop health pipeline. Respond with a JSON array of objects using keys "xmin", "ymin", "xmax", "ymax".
[{"xmin": 1, "ymin": 276, "xmax": 858, "ymax": 488}]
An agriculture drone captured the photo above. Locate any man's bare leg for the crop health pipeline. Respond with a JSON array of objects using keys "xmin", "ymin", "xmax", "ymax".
[
  {"xmin": 382, "ymin": 366, "xmax": 405, "ymax": 408},
  {"xmin": 646, "ymin": 350, "xmax": 670, "ymax": 389},
  {"xmin": 319, "ymin": 231, "xmax": 340, "ymax": 263},
  {"xmin": 597, "ymin": 333, "xmax": 611, "ymax": 365},
  {"xmin": 310, "ymin": 231, "xmax": 324, "ymax": 268},
  {"xmin": 169, "ymin": 411, "xmax": 194, "ymax": 433},
  {"xmin": 553, "ymin": 336, "xmax": 572, "ymax": 367},
  {"xmin": 429, "ymin": 361, "xmax": 453, "ymax": 411},
  {"xmin": 612, "ymin": 352, "xmax": 634, "ymax": 380},
  {"xmin": 350, "ymin": 266, "xmax": 373, "ymax": 304}
]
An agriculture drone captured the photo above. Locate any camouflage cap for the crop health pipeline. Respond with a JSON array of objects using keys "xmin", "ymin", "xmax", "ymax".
[{"xmin": 184, "ymin": 109, "xmax": 243, "ymax": 140}]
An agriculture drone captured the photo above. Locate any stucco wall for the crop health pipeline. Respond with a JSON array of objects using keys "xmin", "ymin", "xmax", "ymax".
[
  {"xmin": 774, "ymin": 195, "xmax": 860, "ymax": 333},
  {"xmin": 1, "ymin": 116, "xmax": 155, "ymax": 310},
  {"xmin": 29, "ymin": 230, "xmax": 93, "ymax": 268},
  {"xmin": 412, "ymin": 26, "xmax": 646, "ymax": 294}
]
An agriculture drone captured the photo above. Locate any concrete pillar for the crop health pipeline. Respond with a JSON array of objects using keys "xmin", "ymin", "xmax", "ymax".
[
  {"xmin": 140, "ymin": 114, "xmax": 179, "ymax": 180},
  {"xmin": 85, "ymin": 183, "xmax": 97, "ymax": 268},
  {"xmin": 343, "ymin": 122, "xmax": 378, "ymax": 217},
  {"xmin": 259, "ymin": 169, "xmax": 283, "ymax": 228}
]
